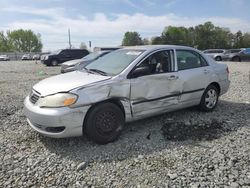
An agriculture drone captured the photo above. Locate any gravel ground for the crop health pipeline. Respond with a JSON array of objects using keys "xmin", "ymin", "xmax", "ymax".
[{"xmin": 0, "ymin": 60, "xmax": 250, "ymax": 188}]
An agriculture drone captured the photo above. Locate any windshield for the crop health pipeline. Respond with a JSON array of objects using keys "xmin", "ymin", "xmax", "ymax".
[
  {"xmin": 85, "ymin": 49, "xmax": 144, "ymax": 76},
  {"xmin": 51, "ymin": 50, "xmax": 61, "ymax": 55},
  {"xmin": 81, "ymin": 51, "xmax": 106, "ymax": 61}
]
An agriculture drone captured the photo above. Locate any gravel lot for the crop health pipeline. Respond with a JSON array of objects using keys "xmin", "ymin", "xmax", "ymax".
[{"xmin": 0, "ymin": 60, "xmax": 250, "ymax": 188}]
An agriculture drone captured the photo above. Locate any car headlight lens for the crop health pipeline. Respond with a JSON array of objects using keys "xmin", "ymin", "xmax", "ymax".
[
  {"xmin": 37, "ymin": 93, "xmax": 78, "ymax": 107},
  {"xmin": 45, "ymin": 56, "xmax": 49, "ymax": 60}
]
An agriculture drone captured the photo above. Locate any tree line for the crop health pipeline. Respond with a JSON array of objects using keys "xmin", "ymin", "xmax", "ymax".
[
  {"xmin": 122, "ymin": 22, "xmax": 250, "ymax": 50},
  {"xmin": 0, "ymin": 29, "xmax": 42, "ymax": 52}
]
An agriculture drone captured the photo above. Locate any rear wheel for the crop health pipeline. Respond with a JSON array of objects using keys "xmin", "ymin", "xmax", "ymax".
[
  {"xmin": 199, "ymin": 85, "xmax": 219, "ymax": 112},
  {"xmin": 232, "ymin": 56, "xmax": 241, "ymax": 62},
  {"xmin": 84, "ymin": 102, "xmax": 124, "ymax": 144}
]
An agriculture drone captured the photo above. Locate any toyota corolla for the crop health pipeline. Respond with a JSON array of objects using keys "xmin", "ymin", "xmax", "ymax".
[{"xmin": 24, "ymin": 45, "xmax": 230, "ymax": 144}]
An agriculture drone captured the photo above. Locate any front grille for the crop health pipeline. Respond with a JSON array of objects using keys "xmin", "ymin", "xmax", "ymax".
[{"xmin": 29, "ymin": 90, "xmax": 41, "ymax": 104}]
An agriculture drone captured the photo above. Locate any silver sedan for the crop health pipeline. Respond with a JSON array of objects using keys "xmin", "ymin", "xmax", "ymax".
[{"xmin": 24, "ymin": 45, "xmax": 230, "ymax": 144}]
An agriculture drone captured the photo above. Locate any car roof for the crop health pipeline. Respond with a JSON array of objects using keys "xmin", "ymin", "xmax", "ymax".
[
  {"xmin": 122, "ymin": 45, "xmax": 195, "ymax": 51},
  {"xmin": 204, "ymin": 49, "xmax": 225, "ymax": 51}
]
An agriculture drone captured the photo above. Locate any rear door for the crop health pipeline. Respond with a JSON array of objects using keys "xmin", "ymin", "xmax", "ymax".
[
  {"xmin": 176, "ymin": 50, "xmax": 212, "ymax": 104},
  {"xmin": 130, "ymin": 49, "xmax": 182, "ymax": 117}
]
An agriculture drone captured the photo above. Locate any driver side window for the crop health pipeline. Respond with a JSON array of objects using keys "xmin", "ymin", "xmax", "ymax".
[{"xmin": 138, "ymin": 50, "xmax": 172, "ymax": 75}]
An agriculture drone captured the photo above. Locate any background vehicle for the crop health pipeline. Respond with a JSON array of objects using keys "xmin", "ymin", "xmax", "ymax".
[
  {"xmin": 0, "ymin": 55, "xmax": 10, "ymax": 61},
  {"xmin": 61, "ymin": 50, "xmax": 119, "ymax": 73},
  {"xmin": 21, "ymin": 54, "xmax": 32, "ymax": 61},
  {"xmin": 93, "ymin": 46, "xmax": 121, "ymax": 52},
  {"xmin": 222, "ymin": 48, "xmax": 250, "ymax": 62},
  {"xmin": 32, "ymin": 54, "xmax": 40, "ymax": 60},
  {"xmin": 41, "ymin": 49, "xmax": 89, "ymax": 66},
  {"xmin": 24, "ymin": 45, "xmax": 230, "ymax": 144},
  {"xmin": 203, "ymin": 49, "xmax": 226, "ymax": 61}
]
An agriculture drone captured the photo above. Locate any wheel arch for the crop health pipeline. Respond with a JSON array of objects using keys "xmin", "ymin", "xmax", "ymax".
[
  {"xmin": 82, "ymin": 98, "xmax": 126, "ymax": 129},
  {"xmin": 232, "ymin": 56, "xmax": 241, "ymax": 62},
  {"xmin": 208, "ymin": 82, "xmax": 221, "ymax": 95},
  {"xmin": 49, "ymin": 58, "xmax": 59, "ymax": 65}
]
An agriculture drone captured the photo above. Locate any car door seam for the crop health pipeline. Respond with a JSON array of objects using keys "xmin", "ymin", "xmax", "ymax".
[{"xmin": 132, "ymin": 88, "xmax": 205, "ymax": 105}]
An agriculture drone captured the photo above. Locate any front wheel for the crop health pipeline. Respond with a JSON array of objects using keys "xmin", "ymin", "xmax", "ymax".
[
  {"xmin": 84, "ymin": 102, "xmax": 124, "ymax": 144},
  {"xmin": 199, "ymin": 85, "xmax": 219, "ymax": 112},
  {"xmin": 51, "ymin": 60, "xmax": 58, "ymax": 66}
]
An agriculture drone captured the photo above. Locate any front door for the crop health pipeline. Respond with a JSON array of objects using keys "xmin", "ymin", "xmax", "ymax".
[{"xmin": 130, "ymin": 50, "xmax": 182, "ymax": 117}]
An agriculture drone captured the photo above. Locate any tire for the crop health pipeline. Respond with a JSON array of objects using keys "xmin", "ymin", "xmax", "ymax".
[
  {"xmin": 84, "ymin": 102, "xmax": 124, "ymax": 144},
  {"xmin": 51, "ymin": 60, "xmax": 58, "ymax": 66},
  {"xmin": 199, "ymin": 85, "xmax": 219, "ymax": 112},
  {"xmin": 215, "ymin": 56, "xmax": 222, "ymax": 61},
  {"xmin": 232, "ymin": 56, "xmax": 241, "ymax": 62}
]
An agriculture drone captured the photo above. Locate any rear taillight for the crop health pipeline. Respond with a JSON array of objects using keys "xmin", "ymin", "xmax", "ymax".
[{"xmin": 226, "ymin": 67, "xmax": 229, "ymax": 74}]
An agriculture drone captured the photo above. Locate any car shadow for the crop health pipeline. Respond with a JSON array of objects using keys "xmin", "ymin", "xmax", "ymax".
[{"xmin": 40, "ymin": 100, "xmax": 250, "ymax": 163}]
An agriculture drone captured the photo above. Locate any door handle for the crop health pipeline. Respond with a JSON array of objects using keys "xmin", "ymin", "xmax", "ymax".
[
  {"xmin": 167, "ymin": 75, "xmax": 179, "ymax": 80},
  {"xmin": 204, "ymin": 69, "xmax": 210, "ymax": 74}
]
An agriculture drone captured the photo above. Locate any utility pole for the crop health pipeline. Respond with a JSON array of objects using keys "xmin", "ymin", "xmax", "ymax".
[
  {"xmin": 68, "ymin": 28, "xmax": 72, "ymax": 49},
  {"xmin": 88, "ymin": 41, "xmax": 91, "ymax": 49}
]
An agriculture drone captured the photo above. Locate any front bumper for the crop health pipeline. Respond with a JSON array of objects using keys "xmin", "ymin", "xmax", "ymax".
[
  {"xmin": 24, "ymin": 96, "xmax": 90, "ymax": 138},
  {"xmin": 41, "ymin": 59, "xmax": 50, "ymax": 65}
]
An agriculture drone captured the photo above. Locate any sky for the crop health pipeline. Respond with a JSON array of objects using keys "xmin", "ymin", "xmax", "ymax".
[{"xmin": 0, "ymin": 0, "xmax": 250, "ymax": 51}]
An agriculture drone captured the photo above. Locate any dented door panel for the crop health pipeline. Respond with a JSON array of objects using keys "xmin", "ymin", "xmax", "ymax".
[{"xmin": 130, "ymin": 72, "xmax": 182, "ymax": 117}]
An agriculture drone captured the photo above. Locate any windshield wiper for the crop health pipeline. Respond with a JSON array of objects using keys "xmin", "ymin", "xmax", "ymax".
[
  {"xmin": 89, "ymin": 69, "xmax": 108, "ymax": 76},
  {"xmin": 79, "ymin": 67, "xmax": 91, "ymax": 73}
]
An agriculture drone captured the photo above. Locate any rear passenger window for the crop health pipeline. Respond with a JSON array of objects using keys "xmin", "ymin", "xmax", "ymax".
[{"xmin": 177, "ymin": 50, "xmax": 207, "ymax": 70}]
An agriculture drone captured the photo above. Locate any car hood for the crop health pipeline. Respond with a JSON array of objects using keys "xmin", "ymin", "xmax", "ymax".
[
  {"xmin": 33, "ymin": 71, "xmax": 111, "ymax": 96},
  {"xmin": 62, "ymin": 59, "xmax": 83, "ymax": 66}
]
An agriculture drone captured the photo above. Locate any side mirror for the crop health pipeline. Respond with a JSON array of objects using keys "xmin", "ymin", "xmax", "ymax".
[{"xmin": 131, "ymin": 66, "xmax": 150, "ymax": 78}]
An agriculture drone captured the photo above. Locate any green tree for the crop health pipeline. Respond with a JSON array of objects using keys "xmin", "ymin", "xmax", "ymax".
[
  {"xmin": 161, "ymin": 26, "xmax": 189, "ymax": 45},
  {"xmin": 193, "ymin": 22, "xmax": 217, "ymax": 50},
  {"xmin": 242, "ymin": 32, "xmax": 250, "ymax": 47},
  {"xmin": 233, "ymin": 31, "xmax": 244, "ymax": 48},
  {"xmin": 213, "ymin": 27, "xmax": 232, "ymax": 49},
  {"xmin": 0, "ymin": 31, "xmax": 11, "ymax": 52},
  {"xmin": 7, "ymin": 29, "xmax": 42, "ymax": 52},
  {"xmin": 151, "ymin": 36, "xmax": 163, "ymax": 44},
  {"xmin": 122, "ymin": 31, "xmax": 143, "ymax": 46}
]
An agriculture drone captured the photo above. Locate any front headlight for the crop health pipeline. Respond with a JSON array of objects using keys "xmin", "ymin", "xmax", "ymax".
[
  {"xmin": 37, "ymin": 93, "xmax": 78, "ymax": 107},
  {"xmin": 45, "ymin": 56, "xmax": 49, "ymax": 60}
]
